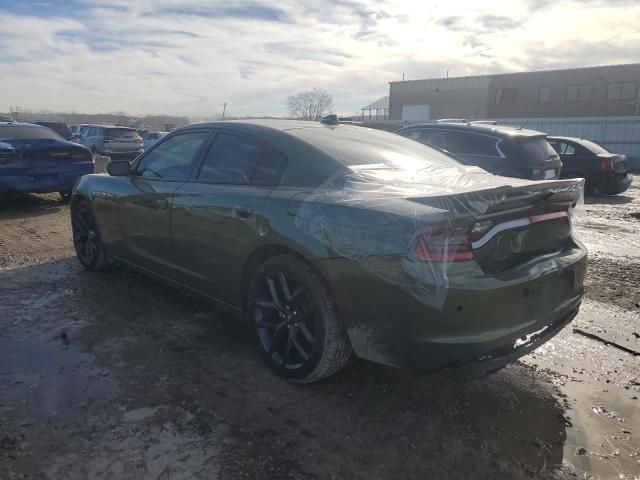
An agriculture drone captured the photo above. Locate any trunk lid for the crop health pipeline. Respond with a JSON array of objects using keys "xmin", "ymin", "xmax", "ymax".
[
  {"xmin": 406, "ymin": 178, "xmax": 583, "ymax": 274},
  {"xmin": 0, "ymin": 138, "xmax": 92, "ymax": 174},
  {"xmin": 597, "ymin": 153, "xmax": 628, "ymax": 174}
]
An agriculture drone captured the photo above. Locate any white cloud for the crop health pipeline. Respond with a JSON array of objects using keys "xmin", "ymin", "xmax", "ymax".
[{"xmin": 0, "ymin": 0, "xmax": 639, "ymax": 117}]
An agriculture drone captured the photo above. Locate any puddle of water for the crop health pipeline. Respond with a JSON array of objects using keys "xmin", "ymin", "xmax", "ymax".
[{"xmin": 562, "ymin": 382, "xmax": 640, "ymax": 479}]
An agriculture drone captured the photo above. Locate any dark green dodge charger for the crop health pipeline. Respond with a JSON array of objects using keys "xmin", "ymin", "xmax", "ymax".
[{"xmin": 71, "ymin": 120, "xmax": 587, "ymax": 383}]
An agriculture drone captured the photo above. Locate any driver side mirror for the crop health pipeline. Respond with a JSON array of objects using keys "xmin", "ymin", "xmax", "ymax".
[{"xmin": 107, "ymin": 160, "xmax": 132, "ymax": 176}]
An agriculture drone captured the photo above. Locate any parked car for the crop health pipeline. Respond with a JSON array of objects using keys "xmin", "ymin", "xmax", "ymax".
[
  {"xmin": 71, "ymin": 120, "xmax": 586, "ymax": 382},
  {"xmin": 397, "ymin": 122, "xmax": 562, "ymax": 180},
  {"xmin": 0, "ymin": 122, "xmax": 93, "ymax": 199},
  {"xmin": 80, "ymin": 125, "xmax": 143, "ymax": 160},
  {"xmin": 142, "ymin": 131, "xmax": 169, "ymax": 150},
  {"xmin": 547, "ymin": 136, "xmax": 632, "ymax": 195},
  {"xmin": 34, "ymin": 121, "xmax": 73, "ymax": 141}
]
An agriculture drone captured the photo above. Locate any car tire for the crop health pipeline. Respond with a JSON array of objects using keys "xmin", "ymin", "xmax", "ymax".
[
  {"xmin": 71, "ymin": 200, "xmax": 111, "ymax": 272},
  {"xmin": 247, "ymin": 255, "xmax": 352, "ymax": 383}
]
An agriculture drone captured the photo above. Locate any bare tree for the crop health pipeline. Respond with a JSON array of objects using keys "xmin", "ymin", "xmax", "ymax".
[{"xmin": 287, "ymin": 88, "xmax": 333, "ymax": 120}]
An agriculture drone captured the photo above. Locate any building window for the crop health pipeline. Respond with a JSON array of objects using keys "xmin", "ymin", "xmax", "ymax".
[
  {"xmin": 566, "ymin": 84, "xmax": 592, "ymax": 102},
  {"xmin": 495, "ymin": 88, "xmax": 517, "ymax": 105},
  {"xmin": 607, "ymin": 82, "xmax": 637, "ymax": 101},
  {"xmin": 539, "ymin": 86, "xmax": 551, "ymax": 104}
]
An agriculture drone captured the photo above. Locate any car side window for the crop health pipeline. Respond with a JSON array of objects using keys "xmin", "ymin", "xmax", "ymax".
[
  {"xmin": 136, "ymin": 131, "xmax": 209, "ymax": 180},
  {"xmin": 423, "ymin": 131, "xmax": 448, "ymax": 149},
  {"xmin": 252, "ymin": 149, "xmax": 287, "ymax": 185},
  {"xmin": 443, "ymin": 132, "xmax": 500, "ymax": 156},
  {"xmin": 197, "ymin": 133, "xmax": 262, "ymax": 184},
  {"xmin": 559, "ymin": 143, "xmax": 575, "ymax": 155},
  {"xmin": 401, "ymin": 130, "xmax": 423, "ymax": 140}
]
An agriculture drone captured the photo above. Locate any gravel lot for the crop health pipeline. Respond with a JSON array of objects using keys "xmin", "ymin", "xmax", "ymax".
[{"xmin": 1, "ymin": 181, "xmax": 639, "ymax": 480}]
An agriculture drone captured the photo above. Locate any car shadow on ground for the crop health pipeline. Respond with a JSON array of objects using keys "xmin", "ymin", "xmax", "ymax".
[
  {"xmin": 1, "ymin": 258, "xmax": 572, "ymax": 479},
  {"xmin": 0, "ymin": 193, "xmax": 65, "ymax": 219},
  {"xmin": 584, "ymin": 193, "xmax": 633, "ymax": 205}
]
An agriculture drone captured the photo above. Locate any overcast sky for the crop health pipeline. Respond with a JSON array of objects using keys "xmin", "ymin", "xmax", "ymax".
[{"xmin": 1, "ymin": 0, "xmax": 639, "ymax": 117}]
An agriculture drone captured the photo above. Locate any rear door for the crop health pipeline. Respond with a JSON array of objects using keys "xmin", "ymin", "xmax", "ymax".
[
  {"xmin": 437, "ymin": 131, "xmax": 505, "ymax": 174},
  {"xmin": 113, "ymin": 129, "xmax": 212, "ymax": 279},
  {"xmin": 171, "ymin": 130, "xmax": 286, "ymax": 306}
]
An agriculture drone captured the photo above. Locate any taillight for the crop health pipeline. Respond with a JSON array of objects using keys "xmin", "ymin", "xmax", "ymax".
[
  {"xmin": 71, "ymin": 152, "xmax": 92, "ymax": 161},
  {"xmin": 411, "ymin": 226, "xmax": 473, "ymax": 262},
  {"xmin": 0, "ymin": 150, "xmax": 15, "ymax": 163},
  {"xmin": 103, "ymin": 136, "xmax": 115, "ymax": 143},
  {"xmin": 50, "ymin": 151, "xmax": 70, "ymax": 159},
  {"xmin": 600, "ymin": 156, "xmax": 615, "ymax": 171}
]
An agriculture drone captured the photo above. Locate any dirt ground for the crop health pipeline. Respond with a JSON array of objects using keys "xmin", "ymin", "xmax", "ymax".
[{"xmin": 1, "ymin": 181, "xmax": 639, "ymax": 480}]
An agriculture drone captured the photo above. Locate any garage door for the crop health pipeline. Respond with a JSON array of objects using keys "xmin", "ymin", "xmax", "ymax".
[{"xmin": 401, "ymin": 104, "xmax": 431, "ymax": 122}]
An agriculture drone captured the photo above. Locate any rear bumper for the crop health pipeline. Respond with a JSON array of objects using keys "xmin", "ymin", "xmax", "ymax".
[
  {"xmin": 314, "ymin": 243, "xmax": 587, "ymax": 372},
  {"xmin": 0, "ymin": 162, "xmax": 94, "ymax": 194},
  {"xmin": 442, "ymin": 302, "xmax": 579, "ymax": 378},
  {"xmin": 591, "ymin": 172, "xmax": 632, "ymax": 195}
]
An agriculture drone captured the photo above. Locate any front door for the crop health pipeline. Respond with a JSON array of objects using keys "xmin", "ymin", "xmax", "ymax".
[
  {"xmin": 172, "ymin": 130, "xmax": 287, "ymax": 307},
  {"xmin": 116, "ymin": 129, "xmax": 212, "ymax": 280}
]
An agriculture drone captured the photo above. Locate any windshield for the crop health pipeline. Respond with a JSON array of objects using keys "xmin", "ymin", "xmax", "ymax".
[{"xmin": 0, "ymin": 125, "xmax": 63, "ymax": 141}]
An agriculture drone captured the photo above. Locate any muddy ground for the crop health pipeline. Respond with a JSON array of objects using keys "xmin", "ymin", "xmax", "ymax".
[{"xmin": 1, "ymin": 181, "xmax": 639, "ymax": 480}]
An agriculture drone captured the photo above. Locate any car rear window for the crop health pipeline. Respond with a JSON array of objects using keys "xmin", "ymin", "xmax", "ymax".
[
  {"xmin": 0, "ymin": 125, "xmax": 63, "ymax": 141},
  {"xmin": 106, "ymin": 128, "xmax": 139, "ymax": 139},
  {"xmin": 35, "ymin": 122, "xmax": 72, "ymax": 140},
  {"xmin": 578, "ymin": 139, "xmax": 609, "ymax": 154},
  {"xmin": 515, "ymin": 138, "xmax": 558, "ymax": 161},
  {"xmin": 289, "ymin": 125, "xmax": 463, "ymax": 169}
]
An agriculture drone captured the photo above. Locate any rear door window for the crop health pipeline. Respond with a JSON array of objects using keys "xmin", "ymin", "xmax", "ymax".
[
  {"xmin": 441, "ymin": 131, "xmax": 500, "ymax": 156},
  {"xmin": 197, "ymin": 132, "xmax": 286, "ymax": 186},
  {"xmin": 549, "ymin": 142, "xmax": 575, "ymax": 155}
]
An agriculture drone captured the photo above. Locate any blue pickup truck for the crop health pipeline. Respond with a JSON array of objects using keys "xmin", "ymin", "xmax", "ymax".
[{"xmin": 0, "ymin": 122, "xmax": 94, "ymax": 200}]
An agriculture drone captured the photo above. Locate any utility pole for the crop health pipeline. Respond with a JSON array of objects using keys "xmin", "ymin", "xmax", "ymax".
[{"xmin": 222, "ymin": 103, "xmax": 227, "ymax": 120}]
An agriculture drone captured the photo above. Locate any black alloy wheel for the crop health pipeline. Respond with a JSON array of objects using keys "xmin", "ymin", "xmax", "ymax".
[
  {"xmin": 72, "ymin": 201, "xmax": 110, "ymax": 271},
  {"xmin": 248, "ymin": 255, "xmax": 352, "ymax": 383},
  {"xmin": 255, "ymin": 271, "xmax": 318, "ymax": 371}
]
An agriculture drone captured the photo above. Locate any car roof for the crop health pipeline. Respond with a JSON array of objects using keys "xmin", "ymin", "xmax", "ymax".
[
  {"xmin": 0, "ymin": 122, "xmax": 51, "ymax": 128},
  {"xmin": 546, "ymin": 135, "xmax": 583, "ymax": 143},
  {"xmin": 178, "ymin": 119, "xmax": 463, "ymax": 173},
  {"xmin": 399, "ymin": 122, "xmax": 546, "ymax": 138}
]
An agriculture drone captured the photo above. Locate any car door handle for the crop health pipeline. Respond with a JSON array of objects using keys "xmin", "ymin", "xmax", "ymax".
[{"xmin": 233, "ymin": 204, "xmax": 254, "ymax": 218}]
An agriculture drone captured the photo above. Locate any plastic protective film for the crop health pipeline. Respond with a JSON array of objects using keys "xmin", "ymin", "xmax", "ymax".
[{"xmin": 295, "ymin": 161, "xmax": 584, "ymax": 311}]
